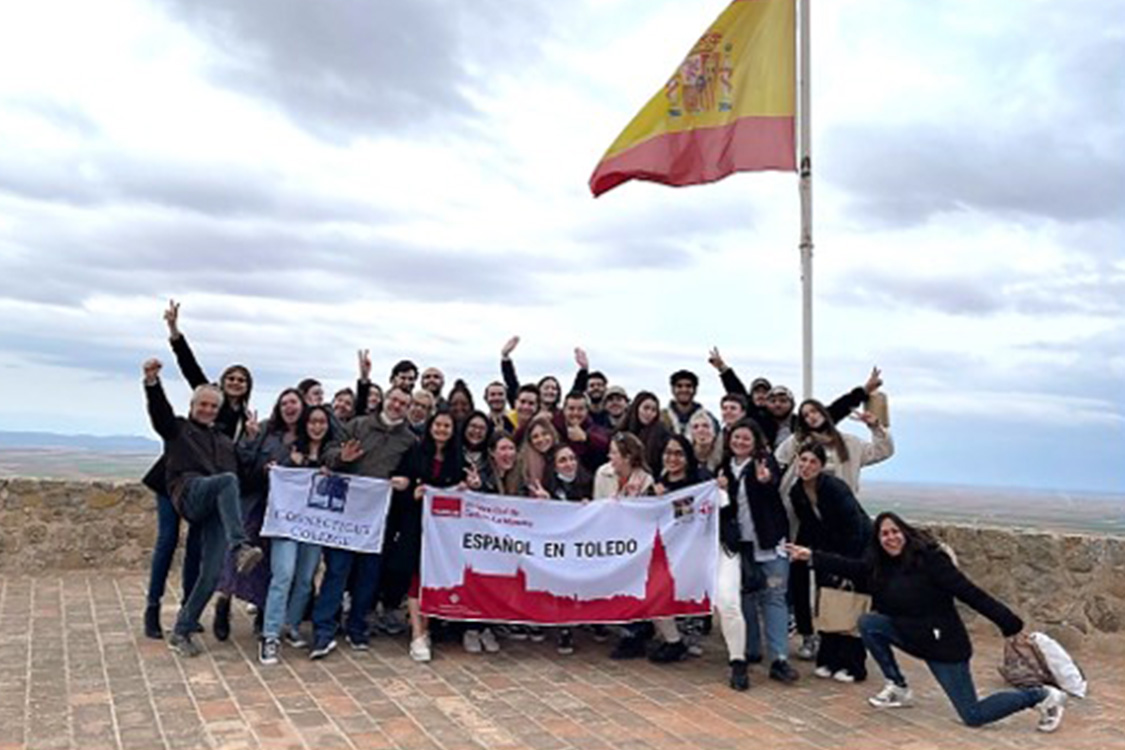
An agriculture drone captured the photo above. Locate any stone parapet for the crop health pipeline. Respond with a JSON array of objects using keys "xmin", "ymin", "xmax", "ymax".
[{"xmin": 1, "ymin": 479, "xmax": 1122, "ymax": 648}]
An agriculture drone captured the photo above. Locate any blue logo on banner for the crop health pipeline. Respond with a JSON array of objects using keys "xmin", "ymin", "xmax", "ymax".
[{"xmin": 308, "ymin": 475, "xmax": 350, "ymax": 513}]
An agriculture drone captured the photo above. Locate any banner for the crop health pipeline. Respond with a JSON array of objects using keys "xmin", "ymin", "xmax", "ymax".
[
  {"xmin": 261, "ymin": 466, "xmax": 393, "ymax": 554},
  {"xmin": 420, "ymin": 482, "xmax": 719, "ymax": 625}
]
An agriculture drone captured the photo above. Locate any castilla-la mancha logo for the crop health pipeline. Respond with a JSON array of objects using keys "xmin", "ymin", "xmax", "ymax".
[
  {"xmin": 431, "ymin": 495, "xmax": 462, "ymax": 518},
  {"xmin": 665, "ymin": 33, "xmax": 734, "ymax": 117}
]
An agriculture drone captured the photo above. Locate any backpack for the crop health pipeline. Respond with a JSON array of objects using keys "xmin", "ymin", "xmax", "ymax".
[
  {"xmin": 998, "ymin": 635, "xmax": 1054, "ymax": 689},
  {"xmin": 1029, "ymin": 631, "xmax": 1088, "ymax": 698}
]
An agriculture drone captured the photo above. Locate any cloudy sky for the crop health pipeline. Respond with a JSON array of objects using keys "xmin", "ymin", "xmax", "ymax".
[{"xmin": 0, "ymin": 0, "xmax": 1121, "ymax": 494}]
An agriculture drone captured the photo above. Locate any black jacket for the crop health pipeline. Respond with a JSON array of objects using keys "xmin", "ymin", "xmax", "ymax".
[
  {"xmin": 719, "ymin": 368, "xmax": 866, "ymax": 449},
  {"xmin": 814, "ymin": 546, "xmax": 1023, "ymax": 663},
  {"xmin": 790, "ymin": 474, "xmax": 872, "ymax": 558},
  {"xmin": 719, "ymin": 456, "xmax": 788, "ymax": 555},
  {"xmin": 141, "ymin": 334, "xmax": 250, "ymax": 495},
  {"xmin": 145, "ymin": 380, "xmax": 238, "ymax": 510}
]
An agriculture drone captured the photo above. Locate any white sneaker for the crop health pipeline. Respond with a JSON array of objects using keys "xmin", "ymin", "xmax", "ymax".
[
  {"xmin": 462, "ymin": 629, "xmax": 483, "ymax": 654},
  {"xmin": 833, "ymin": 670, "xmax": 857, "ymax": 684},
  {"xmin": 479, "ymin": 628, "xmax": 501, "ymax": 654},
  {"xmin": 814, "ymin": 665, "xmax": 833, "ymax": 679},
  {"xmin": 409, "ymin": 636, "xmax": 432, "ymax": 663},
  {"xmin": 868, "ymin": 681, "xmax": 913, "ymax": 708},
  {"xmin": 1036, "ymin": 686, "xmax": 1066, "ymax": 733},
  {"xmin": 796, "ymin": 635, "xmax": 819, "ymax": 661}
]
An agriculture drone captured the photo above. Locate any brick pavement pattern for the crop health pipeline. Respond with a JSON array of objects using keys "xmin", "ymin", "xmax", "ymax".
[{"xmin": 0, "ymin": 574, "xmax": 1121, "ymax": 750}]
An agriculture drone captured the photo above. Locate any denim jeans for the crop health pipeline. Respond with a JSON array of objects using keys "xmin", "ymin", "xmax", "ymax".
[
  {"xmin": 312, "ymin": 548, "xmax": 382, "ymax": 645},
  {"xmin": 262, "ymin": 539, "xmax": 322, "ymax": 640},
  {"xmin": 173, "ymin": 474, "xmax": 247, "ymax": 636},
  {"xmin": 146, "ymin": 493, "xmax": 203, "ymax": 607},
  {"xmin": 859, "ymin": 612, "xmax": 1046, "ymax": 726},
  {"xmin": 742, "ymin": 556, "xmax": 790, "ymax": 662}
]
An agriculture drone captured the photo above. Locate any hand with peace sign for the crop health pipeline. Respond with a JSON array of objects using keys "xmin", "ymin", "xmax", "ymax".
[
  {"xmin": 358, "ymin": 349, "xmax": 372, "ymax": 382},
  {"xmin": 164, "ymin": 299, "xmax": 181, "ymax": 339}
]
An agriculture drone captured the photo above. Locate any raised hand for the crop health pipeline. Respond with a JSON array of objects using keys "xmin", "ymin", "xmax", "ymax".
[
  {"xmin": 358, "ymin": 349, "xmax": 372, "ymax": 381},
  {"xmin": 501, "ymin": 335, "xmax": 520, "ymax": 359},
  {"xmin": 754, "ymin": 458, "xmax": 772, "ymax": 484},
  {"xmin": 164, "ymin": 299, "xmax": 181, "ymax": 338},
  {"xmin": 465, "ymin": 464, "xmax": 482, "ymax": 490},
  {"xmin": 653, "ymin": 483, "xmax": 666, "ymax": 496},
  {"xmin": 244, "ymin": 409, "xmax": 260, "ymax": 439},
  {"xmin": 707, "ymin": 346, "xmax": 727, "ymax": 372},
  {"xmin": 574, "ymin": 347, "xmax": 589, "ymax": 370},
  {"xmin": 567, "ymin": 424, "xmax": 587, "ymax": 443},
  {"xmin": 289, "ymin": 448, "xmax": 305, "ymax": 466},
  {"xmin": 857, "ymin": 410, "xmax": 882, "ymax": 429},
  {"xmin": 529, "ymin": 480, "xmax": 550, "ymax": 500},
  {"xmin": 143, "ymin": 358, "xmax": 163, "ymax": 382},
  {"xmin": 340, "ymin": 439, "xmax": 364, "ymax": 463},
  {"xmin": 864, "ymin": 366, "xmax": 883, "ymax": 394}
]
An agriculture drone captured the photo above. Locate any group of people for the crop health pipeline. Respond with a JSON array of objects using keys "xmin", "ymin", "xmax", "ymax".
[{"xmin": 140, "ymin": 301, "xmax": 1066, "ymax": 734}]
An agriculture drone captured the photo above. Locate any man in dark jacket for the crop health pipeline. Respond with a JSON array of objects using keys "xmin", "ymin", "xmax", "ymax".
[
  {"xmin": 143, "ymin": 358, "xmax": 263, "ymax": 658},
  {"xmin": 552, "ymin": 392, "xmax": 610, "ymax": 473}
]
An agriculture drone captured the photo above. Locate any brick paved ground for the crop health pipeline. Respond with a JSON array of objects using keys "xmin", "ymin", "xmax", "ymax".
[{"xmin": 0, "ymin": 574, "xmax": 1121, "ymax": 750}]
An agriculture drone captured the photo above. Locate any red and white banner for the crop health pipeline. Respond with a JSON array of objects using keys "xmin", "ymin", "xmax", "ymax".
[{"xmin": 420, "ymin": 482, "xmax": 719, "ymax": 625}]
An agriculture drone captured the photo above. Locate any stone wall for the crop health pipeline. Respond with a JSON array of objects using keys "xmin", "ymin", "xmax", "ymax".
[{"xmin": 2, "ymin": 479, "xmax": 1122, "ymax": 649}]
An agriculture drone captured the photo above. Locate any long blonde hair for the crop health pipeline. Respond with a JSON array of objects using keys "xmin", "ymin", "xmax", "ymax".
[{"xmin": 515, "ymin": 414, "xmax": 559, "ymax": 490}]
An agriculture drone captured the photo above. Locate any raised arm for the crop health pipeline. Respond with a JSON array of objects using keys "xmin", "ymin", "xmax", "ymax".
[
  {"xmin": 164, "ymin": 299, "xmax": 209, "ymax": 388},
  {"xmin": 355, "ymin": 349, "xmax": 372, "ymax": 417},
  {"xmin": 856, "ymin": 412, "xmax": 894, "ymax": 467},
  {"xmin": 143, "ymin": 358, "xmax": 178, "ymax": 441},
  {"xmin": 572, "ymin": 347, "xmax": 589, "ymax": 394},
  {"xmin": 500, "ymin": 335, "xmax": 520, "ymax": 407},
  {"xmin": 826, "ymin": 367, "xmax": 882, "ymax": 423},
  {"xmin": 708, "ymin": 347, "xmax": 748, "ymax": 396}
]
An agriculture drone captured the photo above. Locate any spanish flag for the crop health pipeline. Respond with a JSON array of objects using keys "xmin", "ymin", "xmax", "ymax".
[{"xmin": 589, "ymin": 0, "xmax": 795, "ymax": 197}]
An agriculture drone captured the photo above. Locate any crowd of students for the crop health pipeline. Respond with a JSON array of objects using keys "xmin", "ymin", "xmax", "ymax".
[{"xmin": 139, "ymin": 301, "xmax": 1066, "ymax": 734}]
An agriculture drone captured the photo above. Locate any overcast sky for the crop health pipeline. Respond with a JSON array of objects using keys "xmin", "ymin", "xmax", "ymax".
[{"xmin": 0, "ymin": 0, "xmax": 1121, "ymax": 494}]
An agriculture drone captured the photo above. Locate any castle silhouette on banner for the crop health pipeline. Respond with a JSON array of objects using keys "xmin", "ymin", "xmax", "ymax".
[{"xmin": 421, "ymin": 530, "xmax": 711, "ymax": 624}]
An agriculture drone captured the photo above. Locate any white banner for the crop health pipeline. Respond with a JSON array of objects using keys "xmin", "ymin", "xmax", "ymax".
[
  {"xmin": 261, "ymin": 466, "xmax": 393, "ymax": 554},
  {"xmin": 420, "ymin": 481, "xmax": 719, "ymax": 625}
]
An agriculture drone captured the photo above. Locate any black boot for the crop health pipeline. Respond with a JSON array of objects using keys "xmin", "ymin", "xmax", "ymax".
[
  {"xmin": 729, "ymin": 660, "xmax": 750, "ymax": 691},
  {"xmin": 144, "ymin": 603, "xmax": 163, "ymax": 640},
  {"xmin": 213, "ymin": 596, "xmax": 231, "ymax": 642}
]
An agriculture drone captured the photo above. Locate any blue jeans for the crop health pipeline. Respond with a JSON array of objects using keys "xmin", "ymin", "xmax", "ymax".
[
  {"xmin": 859, "ymin": 613, "xmax": 1046, "ymax": 727},
  {"xmin": 173, "ymin": 474, "xmax": 248, "ymax": 636},
  {"xmin": 312, "ymin": 548, "xmax": 382, "ymax": 645},
  {"xmin": 262, "ymin": 539, "xmax": 322, "ymax": 640},
  {"xmin": 147, "ymin": 493, "xmax": 203, "ymax": 607},
  {"xmin": 742, "ymin": 556, "xmax": 790, "ymax": 662}
]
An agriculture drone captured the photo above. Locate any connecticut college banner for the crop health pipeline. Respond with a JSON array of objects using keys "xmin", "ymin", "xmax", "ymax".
[
  {"xmin": 420, "ymin": 482, "xmax": 719, "ymax": 625},
  {"xmin": 260, "ymin": 466, "xmax": 393, "ymax": 554}
]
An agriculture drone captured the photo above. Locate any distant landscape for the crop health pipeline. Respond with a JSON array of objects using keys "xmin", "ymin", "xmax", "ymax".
[{"xmin": 2, "ymin": 432, "xmax": 1123, "ymax": 536}]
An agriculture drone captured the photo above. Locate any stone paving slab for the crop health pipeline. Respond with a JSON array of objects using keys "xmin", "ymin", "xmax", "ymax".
[{"xmin": 0, "ymin": 574, "xmax": 1121, "ymax": 750}]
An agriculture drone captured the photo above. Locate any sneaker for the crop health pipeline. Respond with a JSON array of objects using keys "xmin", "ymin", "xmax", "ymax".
[
  {"xmin": 610, "ymin": 636, "xmax": 647, "ymax": 660},
  {"xmin": 769, "ymin": 659, "xmax": 800, "ymax": 684},
  {"xmin": 463, "ymin": 629, "xmax": 483, "ymax": 654},
  {"xmin": 686, "ymin": 640, "xmax": 704, "ymax": 658},
  {"xmin": 649, "ymin": 640, "xmax": 688, "ymax": 664},
  {"xmin": 168, "ymin": 632, "xmax": 202, "ymax": 658},
  {"xmin": 729, "ymin": 659, "xmax": 750, "ymax": 691},
  {"xmin": 528, "ymin": 626, "xmax": 546, "ymax": 643},
  {"xmin": 1036, "ymin": 686, "xmax": 1066, "ymax": 733},
  {"xmin": 283, "ymin": 626, "xmax": 308, "ymax": 649},
  {"xmin": 213, "ymin": 597, "xmax": 231, "ymax": 642},
  {"xmin": 814, "ymin": 665, "xmax": 833, "ymax": 679},
  {"xmin": 556, "ymin": 630, "xmax": 575, "ymax": 656},
  {"xmin": 144, "ymin": 603, "xmax": 163, "ymax": 640},
  {"xmin": 259, "ymin": 638, "xmax": 280, "ymax": 666},
  {"xmin": 409, "ymin": 636, "xmax": 432, "ymax": 663},
  {"xmin": 235, "ymin": 544, "xmax": 265, "ymax": 574},
  {"xmin": 796, "ymin": 634, "xmax": 818, "ymax": 661},
  {"xmin": 345, "ymin": 635, "xmax": 370, "ymax": 651},
  {"xmin": 869, "ymin": 680, "xmax": 913, "ymax": 709},
  {"xmin": 375, "ymin": 609, "xmax": 407, "ymax": 636},
  {"xmin": 309, "ymin": 638, "xmax": 337, "ymax": 660},
  {"xmin": 506, "ymin": 625, "xmax": 529, "ymax": 641},
  {"xmin": 833, "ymin": 670, "xmax": 856, "ymax": 684},
  {"xmin": 591, "ymin": 625, "xmax": 611, "ymax": 643},
  {"xmin": 479, "ymin": 628, "xmax": 500, "ymax": 654}
]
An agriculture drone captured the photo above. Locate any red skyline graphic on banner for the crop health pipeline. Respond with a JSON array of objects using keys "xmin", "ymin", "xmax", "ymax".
[{"xmin": 420, "ymin": 530, "xmax": 711, "ymax": 624}]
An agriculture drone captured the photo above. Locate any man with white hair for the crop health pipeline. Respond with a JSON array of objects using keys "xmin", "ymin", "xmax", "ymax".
[{"xmin": 143, "ymin": 358, "xmax": 264, "ymax": 658}]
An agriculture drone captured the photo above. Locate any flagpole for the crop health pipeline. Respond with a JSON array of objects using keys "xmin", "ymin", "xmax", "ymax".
[{"xmin": 797, "ymin": 0, "xmax": 813, "ymax": 400}]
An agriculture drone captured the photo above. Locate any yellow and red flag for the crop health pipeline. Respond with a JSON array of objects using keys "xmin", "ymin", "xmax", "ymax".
[{"xmin": 589, "ymin": 0, "xmax": 795, "ymax": 197}]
